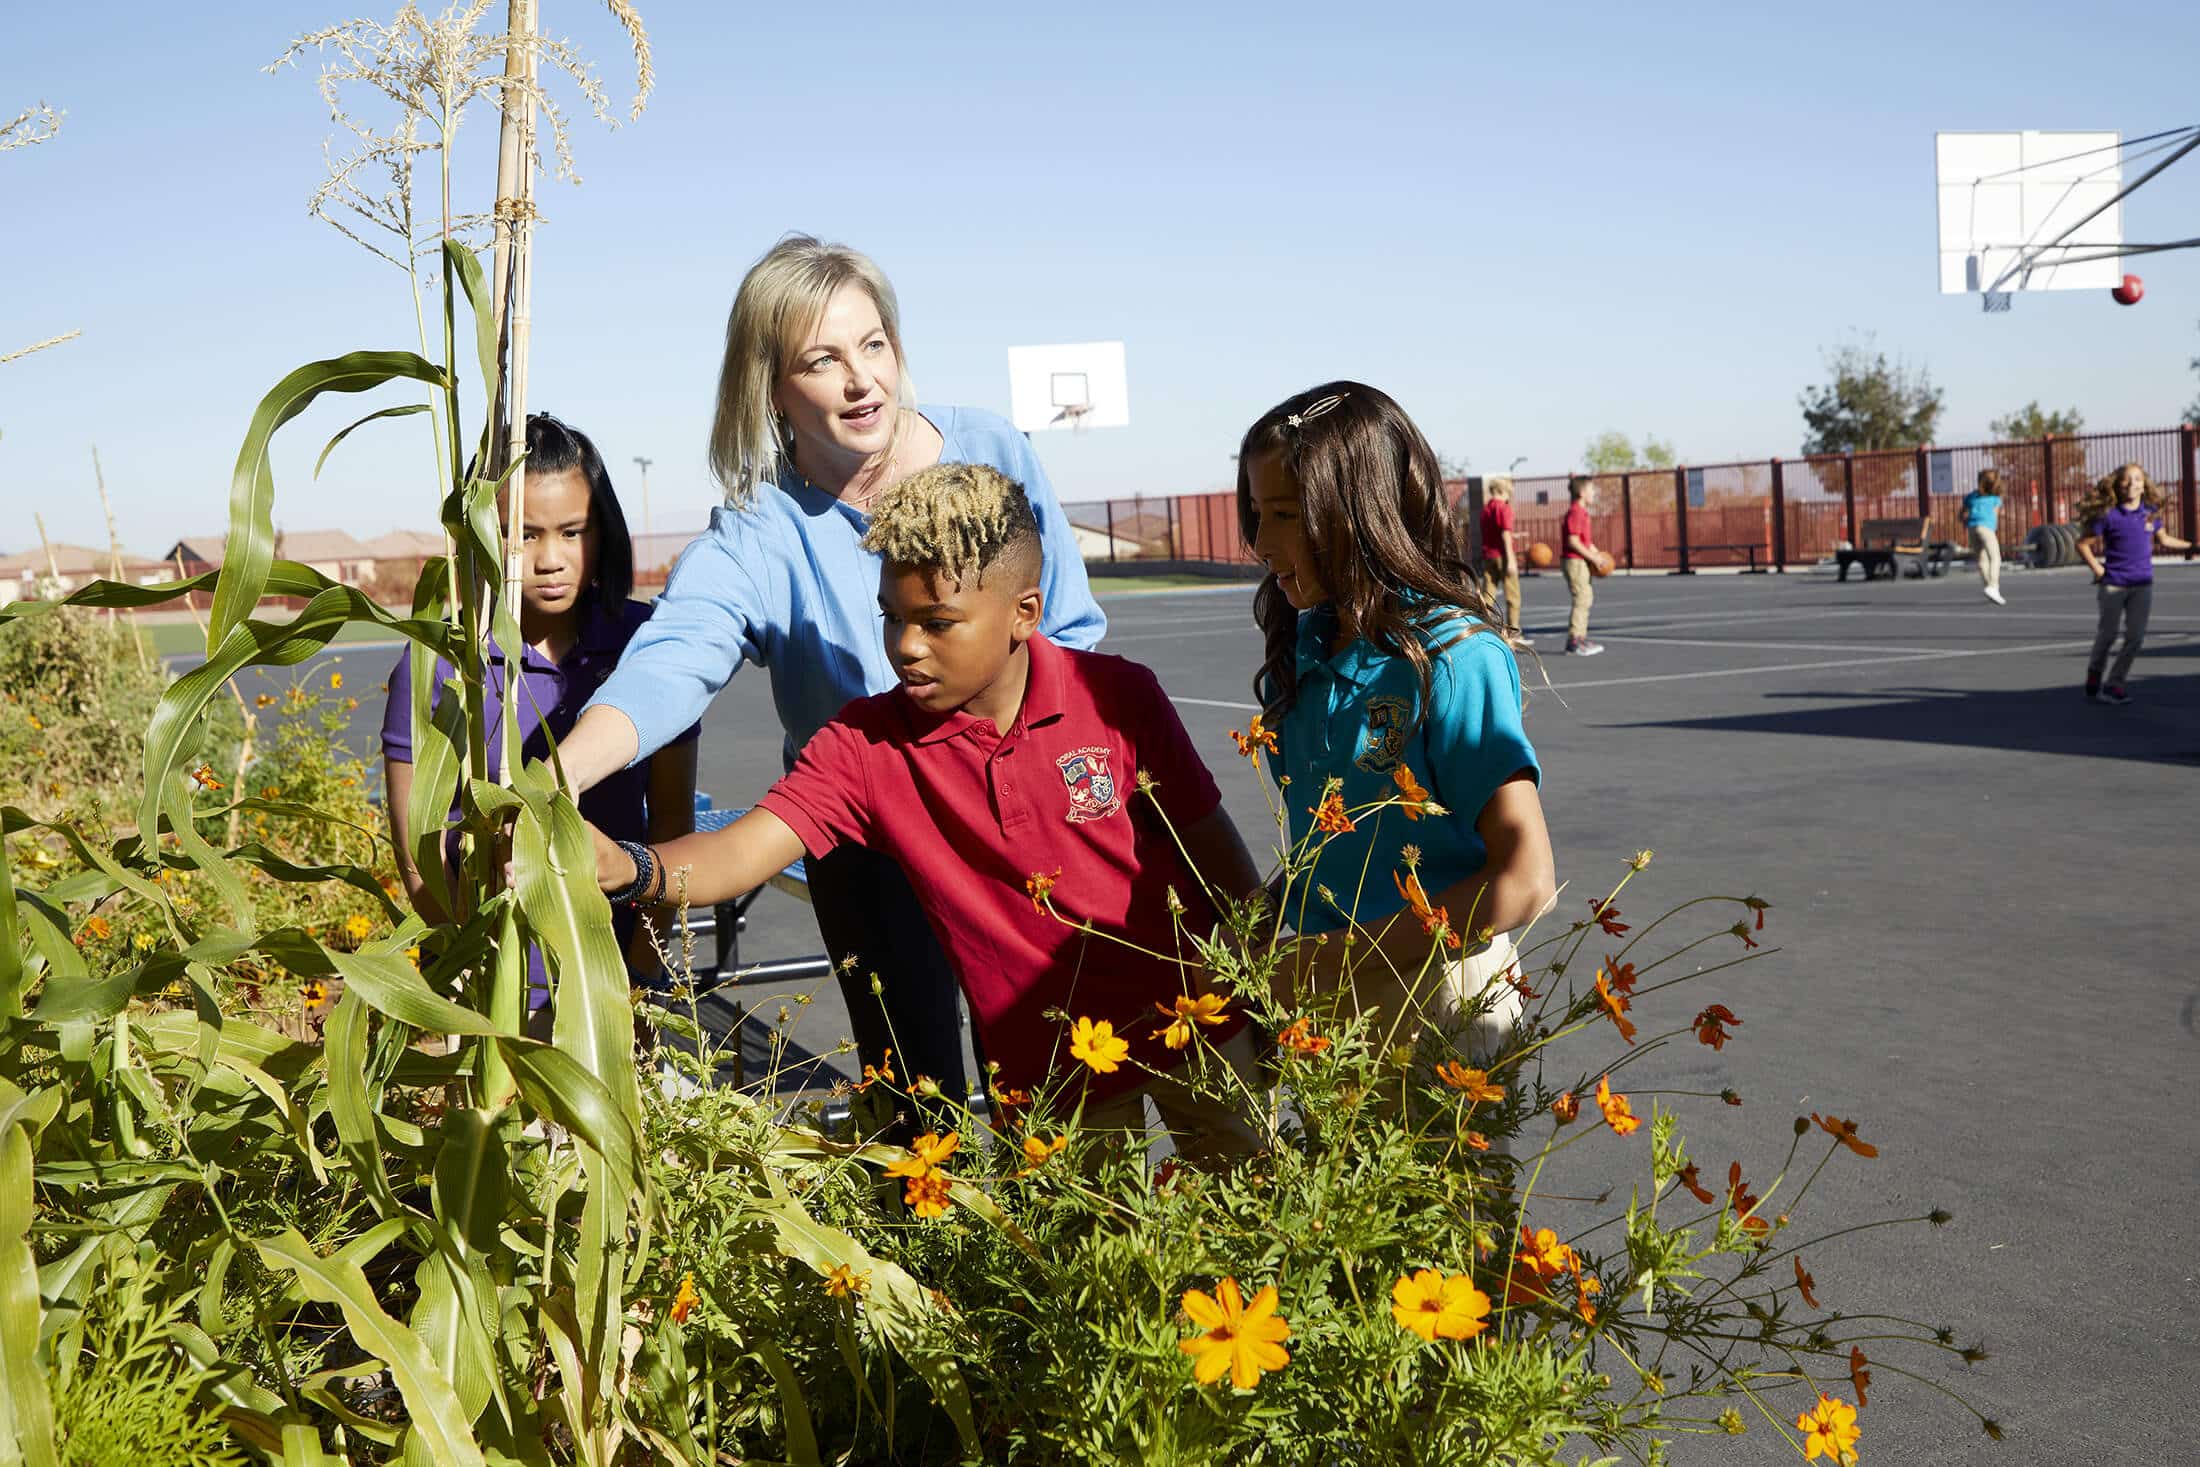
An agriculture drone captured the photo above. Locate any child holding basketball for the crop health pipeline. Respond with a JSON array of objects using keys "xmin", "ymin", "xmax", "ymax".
[
  {"xmin": 2076, "ymin": 462, "xmax": 2193, "ymax": 704},
  {"xmin": 1963, "ymin": 468, "xmax": 2007, "ymax": 605},
  {"xmin": 1561, "ymin": 475, "xmax": 1605, "ymax": 655},
  {"xmin": 1238, "ymin": 383, "xmax": 1557, "ymax": 1055},
  {"xmin": 1477, "ymin": 475, "xmax": 1524, "ymax": 641}
]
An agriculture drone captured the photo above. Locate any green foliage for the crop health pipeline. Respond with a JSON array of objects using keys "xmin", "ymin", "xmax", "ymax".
[
  {"xmin": 1988, "ymin": 400, "xmax": 2083, "ymax": 439},
  {"xmin": 1799, "ymin": 339, "xmax": 1945, "ymax": 453},
  {"xmin": 1582, "ymin": 431, "xmax": 1676, "ymax": 474},
  {"xmin": 47, "ymin": 1270, "xmax": 246, "ymax": 1467}
]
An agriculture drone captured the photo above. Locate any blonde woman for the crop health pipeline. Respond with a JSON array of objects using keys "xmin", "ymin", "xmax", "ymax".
[{"xmin": 554, "ymin": 235, "xmax": 1106, "ymax": 1119}]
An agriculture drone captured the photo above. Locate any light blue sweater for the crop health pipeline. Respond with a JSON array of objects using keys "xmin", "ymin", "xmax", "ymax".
[{"xmin": 588, "ymin": 405, "xmax": 1107, "ymax": 767}]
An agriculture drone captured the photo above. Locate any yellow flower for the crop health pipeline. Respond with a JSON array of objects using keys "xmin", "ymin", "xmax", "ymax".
[
  {"xmin": 1796, "ymin": 1393, "xmax": 1861, "ymax": 1464},
  {"xmin": 329, "ymin": 671, "xmax": 344, "ymax": 690},
  {"xmin": 405, "ymin": 946, "xmax": 421, "ymax": 969},
  {"xmin": 1150, "ymin": 991, "xmax": 1229, "ymax": 1050},
  {"xmin": 190, "ymin": 764, "xmax": 224, "ymax": 791},
  {"xmin": 133, "ymin": 932, "xmax": 156, "ymax": 952},
  {"xmin": 1390, "ymin": 1268, "xmax": 1491, "ymax": 1343},
  {"xmin": 883, "ymin": 1130, "xmax": 961, "ymax": 1181},
  {"xmin": 342, "ymin": 914, "xmax": 372, "ymax": 941},
  {"xmin": 824, "ymin": 1263, "xmax": 869, "ymax": 1298},
  {"xmin": 25, "ymin": 714, "xmax": 43, "ymax": 730},
  {"xmin": 1069, "ymin": 1016, "xmax": 1130, "ymax": 1074},
  {"xmin": 669, "ymin": 1273, "xmax": 699, "ymax": 1324},
  {"xmin": 255, "ymin": 693, "xmax": 276, "ymax": 708},
  {"xmin": 1178, "ymin": 1278, "xmax": 1290, "ymax": 1390}
]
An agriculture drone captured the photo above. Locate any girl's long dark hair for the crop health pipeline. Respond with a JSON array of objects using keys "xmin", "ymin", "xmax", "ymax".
[
  {"xmin": 525, "ymin": 413, "xmax": 634, "ymax": 605},
  {"xmin": 1234, "ymin": 381, "xmax": 1507, "ymax": 721}
]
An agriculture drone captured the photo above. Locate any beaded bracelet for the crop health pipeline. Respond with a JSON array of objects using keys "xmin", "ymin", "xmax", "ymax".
[{"xmin": 606, "ymin": 839, "xmax": 656, "ymax": 906}]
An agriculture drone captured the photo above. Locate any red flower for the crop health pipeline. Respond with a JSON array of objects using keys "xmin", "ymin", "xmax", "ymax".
[
  {"xmin": 1600, "ymin": 957, "xmax": 1638, "ymax": 996},
  {"xmin": 1693, "ymin": 1003, "xmax": 1742, "ymax": 1050},
  {"xmin": 1726, "ymin": 1162, "xmax": 1770, "ymax": 1238},
  {"xmin": 1276, "ymin": 1017, "xmax": 1331, "ymax": 1055},
  {"xmin": 1731, "ymin": 920, "xmax": 1759, "ymax": 950},
  {"xmin": 1811, "ymin": 1112, "xmax": 1879, "ymax": 1159},
  {"xmin": 1501, "ymin": 964, "xmax": 1541, "ymax": 1003},
  {"xmin": 1588, "ymin": 899, "xmax": 1628, "ymax": 936},
  {"xmin": 1675, "ymin": 1162, "xmax": 1715, "ymax": 1204},
  {"xmin": 1793, "ymin": 1256, "xmax": 1821, "ymax": 1309},
  {"xmin": 1848, "ymin": 1346, "xmax": 1872, "ymax": 1408}
]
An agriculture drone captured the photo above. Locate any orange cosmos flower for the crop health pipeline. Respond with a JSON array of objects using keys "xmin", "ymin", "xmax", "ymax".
[
  {"xmin": 1018, "ymin": 1133, "xmax": 1069, "ymax": 1174},
  {"xmin": 1151, "ymin": 991, "xmax": 1230, "ymax": 1049},
  {"xmin": 1392, "ymin": 869, "xmax": 1461, "ymax": 948},
  {"xmin": 1069, "ymin": 1016, "xmax": 1130, "ymax": 1074},
  {"xmin": 1391, "ymin": 765, "xmax": 1433, "ymax": 820},
  {"xmin": 669, "ymin": 1273, "xmax": 699, "ymax": 1324},
  {"xmin": 1550, "ymin": 1090, "xmax": 1579, "ymax": 1125},
  {"xmin": 854, "ymin": 1048, "xmax": 895, "ymax": 1093},
  {"xmin": 1594, "ymin": 1074, "xmax": 1640, "ymax": 1136},
  {"xmin": 883, "ymin": 1130, "xmax": 960, "ymax": 1181},
  {"xmin": 1694, "ymin": 1003, "xmax": 1742, "ymax": 1050},
  {"xmin": 1504, "ymin": 1225, "xmax": 1577, "ymax": 1305},
  {"xmin": 1228, "ymin": 716, "xmax": 1278, "ymax": 758},
  {"xmin": 1675, "ymin": 1162, "xmax": 1715, "ymax": 1204},
  {"xmin": 1811, "ymin": 1112, "xmax": 1879, "ymax": 1158},
  {"xmin": 1463, "ymin": 1130, "xmax": 1491, "ymax": 1152},
  {"xmin": 77, "ymin": 916, "xmax": 112, "ymax": 944},
  {"xmin": 1025, "ymin": 868, "xmax": 1061, "ymax": 913},
  {"xmin": 1599, "ymin": 956, "xmax": 1638, "ymax": 996},
  {"xmin": 1434, "ymin": 1061, "xmax": 1505, "ymax": 1105},
  {"xmin": 1179, "ymin": 1278, "xmax": 1291, "ymax": 1390},
  {"xmin": 190, "ymin": 764, "xmax": 224, "ymax": 791},
  {"xmin": 904, "ymin": 1171, "xmax": 953, "ymax": 1219},
  {"xmin": 1276, "ymin": 1017, "xmax": 1331, "ymax": 1055},
  {"xmin": 1390, "ymin": 1269, "xmax": 1491, "ymax": 1342},
  {"xmin": 1796, "ymin": 1393, "xmax": 1861, "ymax": 1464},
  {"xmin": 1593, "ymin": 970, "xmax": 1637, "ymax": 1044},
  {"xmin": 1588, "ymin": 899, "xmax": 1628, "ymax": 935},
  {"xmin": 1501, "ymin": 964, "xmax": 1541, "ymax": 1003},
  {"xmin": 1794, "ymin": 1256, "xmax": 1821, "ymax": 1308},
  {"xmin": 1311, "ymin": 790, "xmax": 1355, "ymax": 834},
  {"xmin": 1848, "ymin": 1346, "xmax": 1872, "ymax": 1408},
  {"xmin": 824, "ymin": 1263, "xmax": 868, "ymax": 1298},
  {"xmin": 1726, "ymin": 1162, "xmax": 1770, "ymax": 1237}
]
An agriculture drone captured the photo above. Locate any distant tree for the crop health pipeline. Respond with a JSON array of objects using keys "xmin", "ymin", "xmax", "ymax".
[
  {"xmin": 1798, "ymin": 340, "xmax": 1943, "ymax": 453},
  {"xmin": 1436, "ymin": 451, "xmax": 1472, "ymax": 480},
  {"xmin": 1989, "ymin": 401, "xmax": 2084, "ymax": 440},
  {"xmin": 1582, "ymin": 431, "xmax": 1678, "ymax": 474}
]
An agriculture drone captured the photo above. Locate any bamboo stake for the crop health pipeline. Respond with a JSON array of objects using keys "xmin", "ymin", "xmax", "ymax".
[
  {"xmin": 497, "ymin": 0, "xmax": 538, "ymax": 789},
  {"xmin": 32, "ymin": 512, "xmax": 60, "ymax": 587},
  {"xmin": 91, "ymin": 446, "xmax": 150, "ymax": 668}
]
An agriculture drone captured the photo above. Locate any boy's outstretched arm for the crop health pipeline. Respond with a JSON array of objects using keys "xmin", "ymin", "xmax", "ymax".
[
  {"xmin": 1178, "ymin": 806, "xmax": 1265, "ymax": 908},
  {"xmin": 591, "ymin": 806, "xmax": 809, "ymax": 909}
]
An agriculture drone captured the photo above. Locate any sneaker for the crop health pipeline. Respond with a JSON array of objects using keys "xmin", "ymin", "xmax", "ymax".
[
  {"xmin": 2103, "ymin": 685, "xmax": 2130, "ymax": 705},
  {"xmin": 1984, "ymin": 586, "xmax": 2006, "ymax": 605},
  {"xmin": 2085, "ymin": 675, "xmax": 2102, "ymax": 701},
  {"xmin": 1567, "ymin": 638, "xmax": 1605, "ymax": 657}
]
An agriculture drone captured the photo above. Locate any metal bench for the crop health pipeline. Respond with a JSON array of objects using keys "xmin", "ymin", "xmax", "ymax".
[
  {"xmin": 1690, "ymin": 541, "xmax": 1770, "ymax": 573},
  {"xmin": 1835, "ymin": 517, "xmax": 1954, "ymax": 581}
]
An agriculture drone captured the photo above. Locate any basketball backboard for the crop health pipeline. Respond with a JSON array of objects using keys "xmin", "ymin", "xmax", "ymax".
[
  {"xmin": 1936, "ymin": 131, "xmax": 2124, "ymax": 303},
  {"xmin": 1007, "ymin": 342, "xmax": 1129, "ymax": 433}
]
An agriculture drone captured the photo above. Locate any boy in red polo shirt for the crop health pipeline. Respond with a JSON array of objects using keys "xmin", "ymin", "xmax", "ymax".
[
  {"xmin": 588, "ymin": 463, "xmax": 1268, "ymax": 1161},
  {"xmin": 1562, "ymin": 475, "xmax": 1604, "ymax": 656}
]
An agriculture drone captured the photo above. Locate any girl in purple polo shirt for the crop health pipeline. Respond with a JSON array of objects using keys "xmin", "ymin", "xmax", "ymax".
[
  {"xmin": 382, "ymin": 415, "xmax": 699, "ymax": 1007},
  {"xmin": 2076, "ymin": 462, "xmax": 2194, "ymax": 705}
]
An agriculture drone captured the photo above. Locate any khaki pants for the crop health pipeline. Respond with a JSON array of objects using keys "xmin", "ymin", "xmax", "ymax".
[
  {"xmin": 1971, "ymin": 526, "xmax": 2001, "ymax": 591},
  {"xmin": 1480, "ymin": 560, "xmax": 1521, "ymax": 635},
  {"xmin": 2089, "ymin": 581, "xmax": 2152, "ymax": 685},
  {"xmin": 1082, "ymin": 1027, "xmax": 1270, "ymax": 1166},
  {"xmin": 1563, "ymin": 558, "xmax": 1594, "ymax": 641}
]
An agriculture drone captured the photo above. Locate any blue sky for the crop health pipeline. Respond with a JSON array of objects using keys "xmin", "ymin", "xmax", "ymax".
[{"xmin": 5, "ymin": 0, "xmax": 2200, "ymax": 554}]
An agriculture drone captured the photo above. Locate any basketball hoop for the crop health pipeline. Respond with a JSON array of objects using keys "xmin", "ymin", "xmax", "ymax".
[
  {"xmin": 1982, "ymin": 290, "xmax": 2013, "ymax": 313},
  {"xmin": 1052, "ymin": 401, "xmax": 1095, "ymax": 432}
]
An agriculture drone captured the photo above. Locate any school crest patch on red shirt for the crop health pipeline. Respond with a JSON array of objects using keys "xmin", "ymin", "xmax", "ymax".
[{"xmin": 1055, "ymin": 745, "xmax": 1124, "ymax": 823}]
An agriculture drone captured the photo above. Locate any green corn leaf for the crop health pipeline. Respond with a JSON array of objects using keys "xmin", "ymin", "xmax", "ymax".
[
  {"xmin": 212, "ymin": 350, "xmax": 450, "ymax": 652},
  {"xmin": 495, "ymin": 1037, "xmax": 638, "ymax": 1202},
  {"xmin": 256, "ymin": 1226, "xmax": 487, "ymax": 1467},
  {"xmin": 316, "ymin": 402, "xmax": 433, "ymax": 478},
  {"xmin": 444, "ymin": 242, "xmax": 500, "ymax": 460},
  {"xmin": 324, "ymin": 991, "xmax": 421, "ymax": 1225},
  {"xmin": 750, "ymin": 1338, "xmax": 822, "ymax": 1467},
  {"xmin": 0, "ymin": 815, "xmax": 24, "ymax": 1020},
  {"xmin": 409, "ymin": 1248, "xmax": 500, "ymax": 1424},
  {"xmin": 0, "ymin": 1123, "xmax": 58, "ymax": 1467}
]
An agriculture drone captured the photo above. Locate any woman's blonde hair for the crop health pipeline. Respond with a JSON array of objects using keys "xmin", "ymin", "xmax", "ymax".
[{"xmin": 708, "ymin": 234, "xmax": 913, "ymax": 506}]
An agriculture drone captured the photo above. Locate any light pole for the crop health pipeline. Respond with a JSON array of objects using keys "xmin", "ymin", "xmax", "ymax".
[{"xmin": 631, "ymin": 454, "xmax": 654, "ymax": 559}]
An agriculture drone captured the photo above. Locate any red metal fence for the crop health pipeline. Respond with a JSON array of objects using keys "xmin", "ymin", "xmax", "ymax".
[{"xmin": 1064, "ymin": 424, "xmax": 2200, "ymax": 573}]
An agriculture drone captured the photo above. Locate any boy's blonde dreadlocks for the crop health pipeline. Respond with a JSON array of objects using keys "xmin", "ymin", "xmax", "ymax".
[{"xmin": 861, "ymin": 462, "xmax": 1043, "ymax": 586}]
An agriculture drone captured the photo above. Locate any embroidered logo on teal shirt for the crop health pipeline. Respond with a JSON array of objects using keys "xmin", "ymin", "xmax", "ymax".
[{"xmin": 1355, "ymin": 696, "xmax": 1412, "ymax": 773}]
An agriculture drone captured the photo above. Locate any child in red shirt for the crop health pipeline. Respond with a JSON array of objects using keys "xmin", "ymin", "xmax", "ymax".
[
  {"xmin": 1477, "ymin": 476, "xmax": 1523, "ymax": 640},
  {"xmin": 587, "ymin": 463, "xmax": 1268, "ymax": 1160},
  {"xmin": 1561, "ymin": 475, "xmax": 1604, "ymax": 656}
]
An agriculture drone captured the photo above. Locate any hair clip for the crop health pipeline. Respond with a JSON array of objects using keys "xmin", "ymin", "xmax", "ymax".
[{"xmin": 1284, "ymin": 393, "xmax": 1346, "ymax": 430}]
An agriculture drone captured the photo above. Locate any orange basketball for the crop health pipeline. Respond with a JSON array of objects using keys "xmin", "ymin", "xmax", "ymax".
[
  {"xmin": 1527, "ymin": 542, "xmax": 1555, "ymax": 569},
  {"xmin": 1591, "ymin": 549, "xmax": 1615, "ymax": 578}
]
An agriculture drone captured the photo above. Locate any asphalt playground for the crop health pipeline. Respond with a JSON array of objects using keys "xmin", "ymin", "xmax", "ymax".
[
  {"xmin": 249, "ymin": 557, "xmax": 2197, "ymax": 1463},
  {"xmin": 675, "ymin": 559, "xmax": 2196, "ymax": 1465}
]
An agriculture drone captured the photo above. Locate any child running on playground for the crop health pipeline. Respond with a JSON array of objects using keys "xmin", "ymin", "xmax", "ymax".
[
  {"xmin": 1237, "ymin": 382, "xmax": 1557, "ymax": 1059},
  {"xmin": 1964, "ymin": 468, "xmax": 2007, "ymax": 605},
  {"xmin": 585, "ymin": 462, "xmax": 1270, "ymax": 1161},
  {"xmin": 1561, "ymin": 474, "xmax": 1605, "ymax": 655},
  {"xmin": 2076, "ymin": 462, "xmax": 2193, "ymax": 704}
]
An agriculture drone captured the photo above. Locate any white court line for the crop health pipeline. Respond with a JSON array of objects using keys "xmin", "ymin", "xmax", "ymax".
[
  {"xmin": 1546, "ymin": 632, "xmax": 2195, "ymax": 693},
  {"xmin": 1173, "ymin": 694, "xmax": 1261, "ymax": 712},
  {"xmin": 1599, "ymin": 634, "xmax": 1956, "ymax": 654},
  {"xmin": 1826, "ymin": 608, "xmax": 2199, "ymax": 623}
]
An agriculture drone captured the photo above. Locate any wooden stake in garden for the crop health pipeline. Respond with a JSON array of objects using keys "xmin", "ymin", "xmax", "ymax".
[
  {"xmin": 91, "ymin": 444, "xmax": 150, "ymax": 667},
  {"xmin": 491, "ymin": 0, "xmax": 538, "ymax": 788}
]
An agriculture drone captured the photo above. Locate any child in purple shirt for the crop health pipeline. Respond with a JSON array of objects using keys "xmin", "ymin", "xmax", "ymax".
[
  {"xmin": 2076, "ymin": 462, "xmax": 2194, "ymax": 704},
  {"xmin": 381, "ymin": 415, "xmax": 699, "ymax": 1004}
]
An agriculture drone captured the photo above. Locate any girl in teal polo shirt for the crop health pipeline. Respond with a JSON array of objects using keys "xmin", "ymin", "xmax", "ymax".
[{"xmin": 1237, "ymin": 383, "xmax": 1557, "ymax": 1050}]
